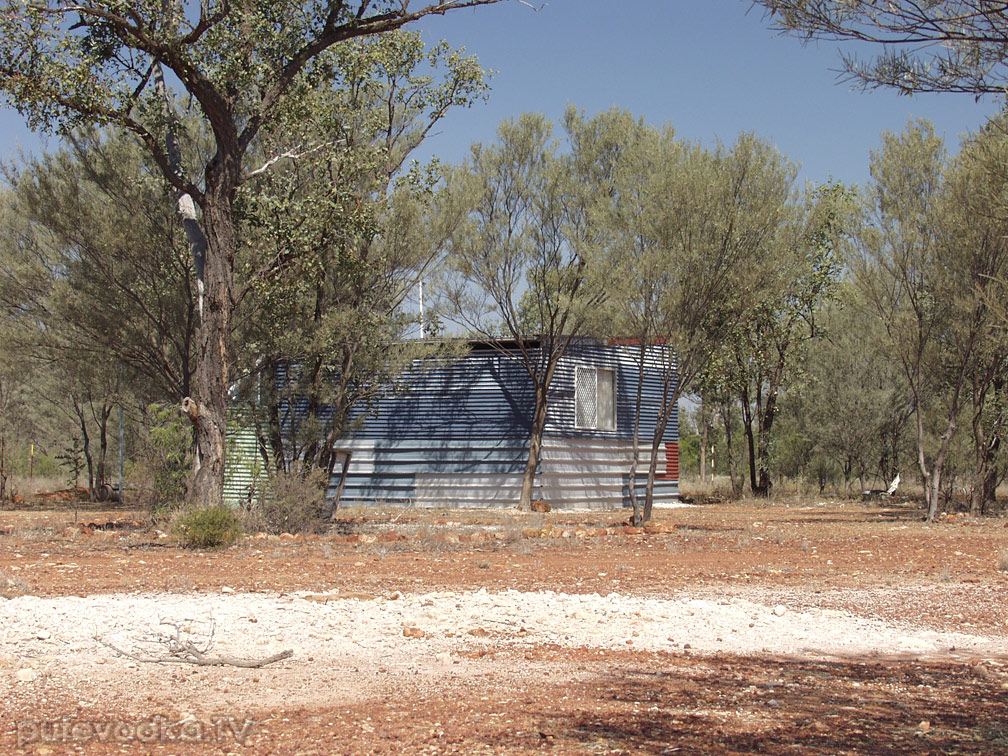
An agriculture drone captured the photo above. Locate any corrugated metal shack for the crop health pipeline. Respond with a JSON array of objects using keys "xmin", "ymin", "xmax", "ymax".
[{"xmin": 275, "ymin": 338, "xmax": 678, "ymax": 510}]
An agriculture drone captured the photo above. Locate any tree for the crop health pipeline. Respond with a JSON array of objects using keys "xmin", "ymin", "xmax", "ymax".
[
  {"xmin": 854, "ymin": 119, "xmax": 1008, "ymax": 520},
  {"xmin": 234, "ymin": 30, "xmax": 488, "ymax": 481},
  {"xmin": 937, "ymin": 117, "xmax": 1008, "ymax": 514},
  {"xmin": 0, "ymin": 0, "xmax": 505, "ymax": 507},
  {"xmin": 778, "ymin": 289, "xmax": 912, "ymax": 493},
  {"xmin": 6, "ymin": 131, "xmax": 197, "ymax": 404},
  {"xmin": 596, "ymin": 126, "xmax": 799, "ymax": 521},
  {"xmin": 722, "ymin": 181, "xmax": 848, "ymax": 497},
  {"xmin": 756, "ymin": 1, "xmax": 1008, "ymax": 96},
  {"xmin": 440, "ymin": 111, "xmax": 607, "ymax": 510}
]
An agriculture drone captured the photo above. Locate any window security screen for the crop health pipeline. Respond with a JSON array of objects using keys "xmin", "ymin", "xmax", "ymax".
[{"xmin": 575, "ymin": 367, "xmax": 616, "ymax": 430}]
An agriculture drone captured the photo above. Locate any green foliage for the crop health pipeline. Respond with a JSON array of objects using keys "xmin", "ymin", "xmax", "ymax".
[
  {"xmin": 142, "ymin": 404, "xmax": 191, "ymax": 513},
  {"xmin": 173, "ymin": 505, "xmax": 242, "ymax": 550},
  {"xmin": 235, "ymin": 29, "xmax": 488, "ymax": 473},
  {"xmin": 0, "ymin": 0, "xmax": 503, "ymax": 508},
  {"xmin": 677, "ymin": 408, "xmax": 701, "ymax": 480}
]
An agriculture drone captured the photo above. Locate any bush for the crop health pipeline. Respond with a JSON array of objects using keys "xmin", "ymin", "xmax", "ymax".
[
  {"xmin": 173, "ymin": 505, "xmax": 242, "ymax": 549},
  {"xmin": 243, "ymin": 468, "xmax": 329, "ymax": 535}
]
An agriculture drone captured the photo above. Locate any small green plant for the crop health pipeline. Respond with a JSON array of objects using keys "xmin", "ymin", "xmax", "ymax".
[
  {"xmin": 55, "ymin": 437, "xmax": 85, "ymax": 490},
  {"xmin": 173, "ymin": 505, "xmax": 242, "ymax": 549}
]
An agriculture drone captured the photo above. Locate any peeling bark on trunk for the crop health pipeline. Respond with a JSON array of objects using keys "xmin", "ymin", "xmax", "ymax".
[{"xmin": 185, "ymin": 167, "xmax": 235, "ymax": 508}]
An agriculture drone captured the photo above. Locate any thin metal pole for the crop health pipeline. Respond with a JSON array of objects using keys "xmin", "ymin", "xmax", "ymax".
[{"xmin": 418, "ymin": 279, "xmax": 424, "ymax": 339}]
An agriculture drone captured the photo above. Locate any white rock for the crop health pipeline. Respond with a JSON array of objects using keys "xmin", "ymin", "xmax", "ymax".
[
  {"xmin": 773, "ymin": 605, "xmax": 787, "ymax": 617},
  {"xmin": 16, "ymin": 667, "xmax": 37, "ymax": 682}
]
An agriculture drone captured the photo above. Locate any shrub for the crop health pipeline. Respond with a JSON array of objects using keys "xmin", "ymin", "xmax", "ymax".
[
  {"xmin": 132, "ymin": 403, "xmax": 192, "ymax": 514},
  {"xmin": 243, "ymin": 468, "xmax": 329, "ymax": 535},
  {"xmin": 173, "ymin": 505, "xmax": 242, "ymax": 549}
]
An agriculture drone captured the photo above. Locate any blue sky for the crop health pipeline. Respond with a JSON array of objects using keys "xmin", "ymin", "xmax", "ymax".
[
  {"xmin": 0, "ymin": 0, "xmax": 1000, "ymax": 189},
  {"xmin": 410, "ymin": 0, "xmax": 999, "ymax": 189}
]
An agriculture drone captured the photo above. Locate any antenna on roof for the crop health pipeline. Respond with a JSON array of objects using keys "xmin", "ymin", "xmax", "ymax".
[{"xmin": 418, "ymin": 279, "xmax": 425, "ymax": 340}]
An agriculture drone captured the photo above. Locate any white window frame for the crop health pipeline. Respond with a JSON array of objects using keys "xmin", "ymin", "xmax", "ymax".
[{"xmin": 575, "ymin": 365, "xmax": 616, "ymax": 431}]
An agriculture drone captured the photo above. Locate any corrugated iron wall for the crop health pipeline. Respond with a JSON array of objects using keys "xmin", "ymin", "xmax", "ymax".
[
  {"xmin": 223, "ymin": 420, "xmax": 269, "ymax": 507},
  {"xmin": 322, "ymin": 340, "xmax": 679, "ymax": 509}
]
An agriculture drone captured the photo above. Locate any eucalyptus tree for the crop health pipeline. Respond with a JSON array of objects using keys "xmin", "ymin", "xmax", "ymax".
[
  {"xmin": 440, "ymin": 111, "xmax": 611, "ymax": 510},
  {"xmin": 235, "ymin": 30, "xmax": 489, "ymax": 479},
  {"xmin": 0, "ymin": 0, "xmax": 505, "ymax": 507}
]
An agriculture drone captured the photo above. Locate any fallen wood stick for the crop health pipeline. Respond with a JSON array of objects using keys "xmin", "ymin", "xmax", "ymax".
[{"xmin": 98, "ymin": 637, "xmax": 293, "ymax": 668}]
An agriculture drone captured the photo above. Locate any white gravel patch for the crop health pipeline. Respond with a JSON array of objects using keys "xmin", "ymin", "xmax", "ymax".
[{"xmin": 1, "ymin": 587, "xmax": 1001, "ymax": 668}]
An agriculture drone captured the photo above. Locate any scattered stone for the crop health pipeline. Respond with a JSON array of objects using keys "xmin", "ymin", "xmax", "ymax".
[
  {"xmin": 221, "ymin": 586, "xmax": 235, "ymax": 594},
  {"xmin": 16, "ymin": 667, "xmax": 37, "ymax": 682},
  {"xmin": 773, "ymin": 605, "xmax": 787, "ymax": 617},
  {"xmin": 36, "ymin": 629, "xmax": 51, "ymax": 640},
  {"xmin": 403, "ymin": 626, "xmax": 426, "ymax": 639},
  {"xmin": 531, "ymin": 500, "xmax": 551, "ymax": 513}
]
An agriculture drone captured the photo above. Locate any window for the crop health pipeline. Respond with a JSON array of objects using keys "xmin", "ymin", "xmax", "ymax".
[{"xmin": 575, "ymin": 367, "xmax": 616, "ymax": 430}]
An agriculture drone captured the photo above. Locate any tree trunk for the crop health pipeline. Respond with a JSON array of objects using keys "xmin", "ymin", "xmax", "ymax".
[
  {"xmin": 926, "ymin": 410, "xmax": 958, "ymax": 522},
  {"xmin": 95, "ymin": 402, "xmax": 111, "ymax": 490},
  {"xmin": 699, "ymin": 405, "xmax": 709, "ymax": 483},
  {"xmin": 518, "ymin": 387, "xmax": 549, "ymax": 510},
  {"xmin": 74, "ymin": 405, "xmax": 95, "ymax": 500},
  {"xmin": 627, "ymin": 343, "xmax": 646, "ymax": 526},
  {"xmin": 981, "ymin": 460, "xmax": 1000, "ymax": 515},
  {"xmin": 643, "ymin": 356, "xmax": 679, "ymax": 525},
  {"xmin": 643, "ymin": 410, "xmax": 670, "ymax": 526},
  {"xmin": 185, "ymin": 172, "xmax": 236, "ymax": 509},
  {"xmin": 721, "ymin": 403, "xmax": 740, "ymax": 496},
  {"xmin": 741, "ymin": 386, "xmax": 758, "ymax": 496}
]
